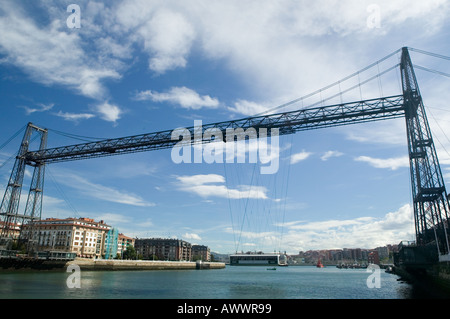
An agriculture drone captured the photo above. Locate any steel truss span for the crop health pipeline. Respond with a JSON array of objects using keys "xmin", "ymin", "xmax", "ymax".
[
  {"xmin": 1, "ymin": 47, "xmax": 449, "ymax": 260},
  {"xmin": 24, "ymin": 95, "xmax": 405, "ymax": 165}
]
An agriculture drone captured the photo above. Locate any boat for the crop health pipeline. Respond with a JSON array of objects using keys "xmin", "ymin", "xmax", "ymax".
[
  {"xmin": 267, "ymin": 267, "xmax": 277, "ymax": 270},
  {"xmin": 316, "ymin": 259, "xmax": 324, "ymax": 268}
]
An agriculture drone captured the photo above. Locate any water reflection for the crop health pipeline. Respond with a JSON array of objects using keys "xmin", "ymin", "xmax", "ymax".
[{"xmin": 1, "ymin": 266, "xmax": 449, "ymax": 299}]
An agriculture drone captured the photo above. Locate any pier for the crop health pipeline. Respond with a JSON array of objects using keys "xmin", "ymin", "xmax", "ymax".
[
  {"xmin": 0, "ymin": 249, "xmax": 225, "ymax": 271},
  {"xmin": 66, "ymin": 259, "xmax": 226, "ymax": 271},
  {"xmin": 0, "ymin": 256, "xmax": 225, "ymax": 271}
]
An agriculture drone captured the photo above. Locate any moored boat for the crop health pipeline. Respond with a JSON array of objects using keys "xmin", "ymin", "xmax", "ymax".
[{"xmin": 316, "ymin": 259, "xmax": 324, "ymax": 268}]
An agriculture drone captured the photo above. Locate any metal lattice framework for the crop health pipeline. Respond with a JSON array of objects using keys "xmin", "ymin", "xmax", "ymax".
[
  {"xmin": 0, "ymin": 124, "xmax": 47, "ymax": 242},
  {"xmin": 1, "ymin": 47, "xmax": 449, "ymax": 259},
  {"xmin": 400, "ymin": 48, "xmax": 450, "ymax": 258},
  {"xmin": 24, "ymin": 95, "xmax": 405, "ymax": 164}
]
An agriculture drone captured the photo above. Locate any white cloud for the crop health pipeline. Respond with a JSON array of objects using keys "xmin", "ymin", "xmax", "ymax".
[
  {"xmin": 92, "ymin": 213, "xmax": 132, "ymax": 225},
  {"xmin": 355, "ymin": 155, "xmax": 409, "ymax": 170},
  {"xmin": 138, "ymin": 219, "xmax": 154, "ymax": 228},
  {"xmin": 95, "ymin": 101, "xmax": 123, "ymax": 123},
  {"xmin": 53, "ymin": 171, "xmax": 155, "ymax": 207},
  {"xmin": 116, "ymin": 4, "xmax": 196, "ymax": 74},
  {"xmin": 279, "ymin": 204, "xmax": 415, "ymax": 252},
  {"xmin": 344, "ymin": 119, "xmax": 407, "ymax": 146},
  {"xmin": 175, "ymin": 174, "xmax": 268, "ymax": 199},
  {"xmin": 321, "ymin": 150, "xmax": 344, "ymax": 161},
  {"xmin": 3, "ymin": 1, "xmax": 450, "ymax": 125},
  {"xmin": 187, "ymin": 0, "xmax": 449, "ymax": 102},
  {"xmin": 228, "ymin": 100, "xmax": 269, "ymax": 116},
  {"xmin": 143, "ymin": 9, "xmax": 196, "ymax": 74},
  {"xmin": 445, "ymin": 168, "xmax": 450, "ymax": 180},
  {"xmin": 284, "ymin": 217, "xmax": 375, "ymax": 232},
  {"xmin": 20, "ymin": 103, "xmax": 54, "ymax": 115},
  {"xmin": 290, "ymin": 151, "xmax": 312, "ymax": 164},
  {"xmin": 54, "ymin": 111, "xmax": 95, "ymax": 122},
  {"xmin": 222, "ymin": 203, "xmax": 415, "ymax": 253},
  {"xmin": 425, "ymin": 103, "xmax": 450, "ymax": 166},
  {"xmin": 135, "ymin": 86, "xmax": 219, "ymax": 109},
  {"xmin": 183, "ymin": 233, "xmax": 202, "ymax": 241},
  {"xmin": 0, "ymin": 2, "xmax": 121, "ymax": 100}
]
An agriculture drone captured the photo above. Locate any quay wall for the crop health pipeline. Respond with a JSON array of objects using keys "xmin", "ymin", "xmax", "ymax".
[
  {"xmin": 393, "ymin": 262, "xmax": 450, "ymax": 296},
  {"xmin": 67, "ymin": 258, "xmax": 226, "ymax": 271},
  {"xmin": 0, "ymin": 257, "xmax": 225, "ymax": 271}
]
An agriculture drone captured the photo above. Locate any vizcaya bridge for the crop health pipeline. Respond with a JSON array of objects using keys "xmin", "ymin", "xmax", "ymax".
[{"xmin": 0, "ymin": 47, "xmax": 449, "ymax": 270}]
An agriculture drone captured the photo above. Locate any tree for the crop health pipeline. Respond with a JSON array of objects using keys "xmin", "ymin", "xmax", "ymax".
[
  {"xmin": 123, "ymin": 245, "xmax": 137, "ymax": 260},
  {"xmin": 9, "ymin": 240, "xmax": 26, "ymax": 253}
]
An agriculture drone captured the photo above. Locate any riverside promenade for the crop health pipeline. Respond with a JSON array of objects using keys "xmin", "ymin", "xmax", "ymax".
[{"xmin": 67, "ymin": 258, "xmax": 226, "ymax": 271}]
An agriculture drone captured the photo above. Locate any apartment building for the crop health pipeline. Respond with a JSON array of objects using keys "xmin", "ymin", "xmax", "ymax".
[
  {"xmin": 0, "ymin": 221, "xmax": 21, "ymax": 240},
  {"xmin": 368, "ymin": 250, "xmax": 380, "ymax": 264},
  {"xmin": 24, "ymin": 217, "xmax": 112, "ymax": 259},
  {"xmin": 118, "ymin": 233, "xmax": 135, "ymax": 257},
  {"xmin": 192, "ymin": 244, "xmax": 211, "ymax": 261},
  {"xmin": 135, "ymin": 238, "xmax": 192, "ymax": 261}
]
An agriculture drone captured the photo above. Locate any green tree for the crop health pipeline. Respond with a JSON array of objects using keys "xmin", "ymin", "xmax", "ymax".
[
  {"xmin": 123, "ymin": 245, "xmax": 137, "ymax": 260},
  {"xmin": 10, "ymin": 240, "xmax": 26, "ymax": 253}
]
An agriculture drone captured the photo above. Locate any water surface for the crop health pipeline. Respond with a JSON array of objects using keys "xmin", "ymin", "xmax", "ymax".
[{"xmin": 1, "ymin": 265, "xmax": 429, "ymax": 299}]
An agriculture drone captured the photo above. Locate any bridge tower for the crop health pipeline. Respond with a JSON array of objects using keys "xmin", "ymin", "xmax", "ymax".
[
  {"xmin": 0, "ymin": 123, "xmax": 47, "ymax": 249},
  {"xmin": 400, "ymin": 47, "xmax": 450, "ymax": 260}
]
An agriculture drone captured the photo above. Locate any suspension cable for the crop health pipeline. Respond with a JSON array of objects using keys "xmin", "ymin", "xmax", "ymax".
[
  {"xmin": 303, "ymin": 64, "xmax": 400, "ymax": 109},
  {"xmin": 253, "ymin": 48, "xmax": 402, "ymax": 116},
  {"xmin": 0, "ymin": 124, "xmax": 26, "ymax": 151},
  {"xmin": 413, "ymin": 65, "xmax": 450, "ymax": 79},
  {"xmin": 408, "ymin": 47, "xmax": 450, "ymax": 61},
  {"xmin": 47, "ymin": 128, "xmax": 108, "ymax": 142},
  {"xmin": 46, "ymin": 166, "xmax": 81, "ymax": 218}
]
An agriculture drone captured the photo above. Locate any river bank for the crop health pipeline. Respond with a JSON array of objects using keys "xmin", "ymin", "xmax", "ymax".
[
  {"xmin": 67, "ymin": 258, "xmax": 226, "ymax": 271},
  {"xmin": 0, "ymin": 257, "xmax": 225, "ymax": 271}
]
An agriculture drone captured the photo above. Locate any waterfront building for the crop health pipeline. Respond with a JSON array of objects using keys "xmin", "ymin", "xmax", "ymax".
[
  {"xmin": 135, "ymin": 238, "xmax": 192, "ymax": 261},
  {"xmin": 192, "ymin": 244, "xmax": 210, "ymax": 261},
  {"xmin": 24, "ymin": 217, "xmax": 111, "ymax": 259},
  {"xmin": 376, "ymin": 246, "xmax": 389, "ymax": 259},
  {"xmin": 118, "ymin": 233, "xmax": 135, "ymax": 257},
  {"xmin": 0, "ymin": 221, "xmax": 21, "ymax": 241},
  {"xmin": 342, "ymin": 248, "xmax": 363, "ymax": 261},
  {"xmin": 104, "ymin": 227, "xmax": 119, "ymax": 259},
  {"xmin": 368, "ymin": 250, "xmax": 380, "ymax": 265}
]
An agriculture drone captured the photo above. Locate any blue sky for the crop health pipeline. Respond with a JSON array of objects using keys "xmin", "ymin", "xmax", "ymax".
[{"xmin": 1, "ymin": 0, "xmax": 450, "ymax": 254}]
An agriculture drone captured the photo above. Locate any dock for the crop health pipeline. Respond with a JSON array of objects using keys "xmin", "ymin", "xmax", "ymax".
[
  {"xmin": 0, "ymin": 252, "xmax": 226, "ymax": 271},
  {"xmin": 67, "ymin": 258, "xmax": 226, "ymax": 271}
]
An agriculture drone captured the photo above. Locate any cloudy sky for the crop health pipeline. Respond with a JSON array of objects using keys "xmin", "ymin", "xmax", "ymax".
[{"xmin": 1, "ymin": 0, "xmax": 450, "ymax": 254}]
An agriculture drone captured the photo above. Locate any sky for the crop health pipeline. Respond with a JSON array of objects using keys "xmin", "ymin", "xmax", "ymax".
[{"xmin": 1, "ymin": 0, "xmax": 450, "ymax": 255}]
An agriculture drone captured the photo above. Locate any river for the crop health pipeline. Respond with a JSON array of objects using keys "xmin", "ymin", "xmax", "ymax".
[{"xmin": 1, "ymin": 265, "xmax": 446, "ymax": 300}]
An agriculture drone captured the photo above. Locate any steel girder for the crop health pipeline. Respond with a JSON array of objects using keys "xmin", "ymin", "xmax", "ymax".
[{"xmin": 23, "ymin": 95, "xmax": 405, "ymax": 165}]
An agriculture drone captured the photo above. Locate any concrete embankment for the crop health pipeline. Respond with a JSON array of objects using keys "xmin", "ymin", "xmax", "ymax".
[
  {"xmin": 393, "ymin": 263, "xmax": 450, "ymax": 296},
  {"xmin": 67, "ymin": 258, "xmax": 226, "ymax": 271}
]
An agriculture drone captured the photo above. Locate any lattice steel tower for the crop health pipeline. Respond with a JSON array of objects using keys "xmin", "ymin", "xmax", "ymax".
[
  {"xmin": 0, "ymin": 123, "xmax": 47, "ymax": 247},
  {"xmin": 400, "ymin": 47, "xmax": 450, "ymax": 259}
]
